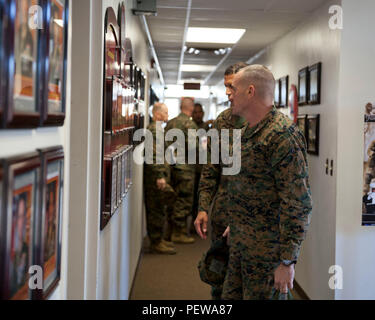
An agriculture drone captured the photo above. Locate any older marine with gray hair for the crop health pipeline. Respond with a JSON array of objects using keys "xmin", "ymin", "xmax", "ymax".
[{"xmin": 220, "ymin": 64, "xmax": 313, "ymax": 299}]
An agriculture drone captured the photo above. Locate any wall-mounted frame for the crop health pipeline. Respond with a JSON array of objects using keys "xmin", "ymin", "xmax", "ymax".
[
  {"xmin": 279, "ymin": 75, "xmax": 289, "ymax": 108},
  {"xmin": 36, "ymin": 146, "xmax": 64, "ymax": 299},
  {"xmin": 0, "ymin": 152, "xmax": 41, "ymax": 300},
  {"xmin": 306, "ymin": 114, "xmax": 320, "ymax": 155},
  {"xmin": 298, "ymin": 67, "xmax": 309, "ymax": 106},
  {"xmin": 308, "ymin": 62, "xmax": 322, "ymax": 105},
  {"xmin": 2, "ymin": 0, "xmax": 43, "ymax": 128},
  {"xmin": 118, "ymin": 2, "xmax": 126, "ymax": 80},
  {"xmin": 274, "ymin": 79, "xmax": 280, "ymax": 108},
  {"xmin": 0, "ymin": 0, "xmax": 5, "ymax": 126},
  {"xmin": 123, "ymin": 38, "xmax": 133, "ymax": 86},
  {"xmin": 297, "ymin": 114, "xmax": 307, "ymax": 139},
  {"xmin": 41, "ymin": 0, "xmax": 69, "ymax": 126}
]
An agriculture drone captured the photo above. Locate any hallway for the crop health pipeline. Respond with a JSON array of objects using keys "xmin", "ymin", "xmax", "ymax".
[{"xmin": 130, "ymin": 235, "xmax": 211, "ymax": 300}]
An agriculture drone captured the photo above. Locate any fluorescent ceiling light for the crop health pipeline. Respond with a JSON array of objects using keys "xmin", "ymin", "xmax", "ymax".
[
  {"xmin": 186, "ymin": 27, "xmax": 245, "ymax": 44},
  {"xmin": 181, "ymin": 64, "xmax": 216, "ymax": 72}
]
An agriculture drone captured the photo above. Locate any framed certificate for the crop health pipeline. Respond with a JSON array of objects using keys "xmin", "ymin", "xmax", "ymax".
[
  {"xmin": 3, "ymin": 0, "xmax": 43, "ymax": 128},
  {"xmin": 37, "ymin": 146, "xmax": 63, "ymax": 299},
  {"xmin": 41, "ymin": 0, "xmax": 69, "ymax": 126},
  {"xmin": 298, "ymin": 67, "xmax": 309, "ymax": 106},
  {"xmin": 279, "ymin": 75, "xmax": 289, "ymax": 108},
  {"xmin": 0, "ymin": 152, "xmax": 41, "ymax": 300},
  {"xmin": 308, "ymin": 62, "xmax": 322, "ymax": 105}
]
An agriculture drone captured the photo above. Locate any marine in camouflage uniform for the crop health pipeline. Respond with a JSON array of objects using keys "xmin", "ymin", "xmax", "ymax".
[
  {"xmin": 198, "ymin": 108, "xmax": 247, "ymax": 298},
  {"xmin": 144, "ymin": 104, "xmax": 176, "ymax": 254},
  {"xmin": 222, "ymin": 65, "xmax": 312, "ymax": 300},
  {"xmin": 197, "ymin": 62, "xmax": 249, "ymax": 299},
  {"xmin": 165, "ymin": 98, "xmax": 198, "ymax": 242}
]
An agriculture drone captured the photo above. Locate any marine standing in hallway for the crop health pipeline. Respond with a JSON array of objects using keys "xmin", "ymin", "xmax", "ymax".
[
  {"xmin": 144, "ymin": 103, "xmax": 176, "ymax": 254},
  {"xmin": 165, "ymin": 98, "xmax": 198, "ymax": 244},
  {"xmin": 222, "ymin": 64, "xmax": 312, "ymax": 299},
  {"xmin": 194, "ymin": 62, "xmax": 249, "ymax": 299}
]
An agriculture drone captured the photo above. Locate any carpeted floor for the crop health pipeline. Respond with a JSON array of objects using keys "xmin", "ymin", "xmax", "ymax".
[
  {"xmin": 130, "ymin": 234, "xmax": 303, "ymax": 300},
  {"xmin": 130, "ymin": 234, "xmax": 212, "ymax": 300}
]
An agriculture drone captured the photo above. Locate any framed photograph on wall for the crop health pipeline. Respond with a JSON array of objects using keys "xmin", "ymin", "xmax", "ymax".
[
  {"xmin": 297, "ymin": 114, "xmax": 307, "ymax": 139},
  {"xmin": 3, "ymin": 0, "xmax": 43, "ymax": 128},
  {"xmin": 37, "ymin": 146, "xmax": 64, "ymax": 299},
  {"xmin": 0, "ymin": 152, "xmax": 41, "ymax": 300},
  {"xmin": 279, "ymin": 75, "xmax": 289, "ymax": 108},
  {"xmin": 298, "ymin": 67, "xmax": 309, "ymax": 106},
  {"xmin": 274, "ymin": 79, "xmax": 280, "ymax": 108},
  {"xmin": 308, "ymin": 62, "xmax": 322, "ymax": 105},
  {"xmin": 306, "ymin": 114, "xmax": 320, "ymax": 155},
  {"xmin": 41, "ymin": 0, "xmax": 69, "ymax": 126}
]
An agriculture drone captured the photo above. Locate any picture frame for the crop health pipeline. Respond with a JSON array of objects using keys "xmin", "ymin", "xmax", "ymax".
[
  {"xmin": 123, "ymin": 38, "xmax": 134, "ymax": 87},
  {"xmin": 41, "ymin": 0, "xmax": 69, "ymax": 126},
  {"xmin": 36, "ymin": 146, "xmax": 64, "ymax": 299},
  {"xmin": 274, "ymin": 79, "xmax": 280, "ymax": 108},
  {"xmin": 3, "ymin": 0, "xmax": 43, "ymax": 128},
  {"xmin": 279, "ymin": 75, "xmax": 289, "ymax": 108},
  {"xmin": 297, "ymin": 114, "xmax": 307, "ymax": 139},
  {"xmin": 0, "ymin": 152, "xmax": 41, "ymax": 300},
  {"xmin": 306, "ymin": 114, "xmax": 320, "ymax": 155},
  {"xmin": 118, "ymin": 2, "xmax": 126, "ymax": 80},
  {"xmin": 298, "ymin": 67, "xmax": 309, "ymax": 106},
  {"xmin": 308, "ymin": 62, "xmax": 322, "ymax": 105},
  {"xmin": 104, "ymin": 7, "xmax": 120, "ymax": 79}
]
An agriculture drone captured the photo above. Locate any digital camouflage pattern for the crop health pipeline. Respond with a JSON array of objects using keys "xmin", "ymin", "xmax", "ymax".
[
  {"xmin": 198, "ymin": 107, "xmax": 247, "ymax": 299},
  {"xmin": 144, "ymin": 121, "xmax": 176, "ymax": 244},
  {"xmin": 165, "ymin": 113, "xmax": 198, "ymax": 232},
  {"xmin": 221, "ymin": 107, "xmax": 312, "ymax": 300}
]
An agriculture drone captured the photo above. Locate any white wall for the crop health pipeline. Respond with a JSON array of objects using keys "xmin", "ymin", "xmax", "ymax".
[
  {"xmin": 239, "ymin": 0, "xmax": 341, "ymax": 299},
  {"xmin": 335, "ymin": 0, "xmax": 375, "ymax": 300}
]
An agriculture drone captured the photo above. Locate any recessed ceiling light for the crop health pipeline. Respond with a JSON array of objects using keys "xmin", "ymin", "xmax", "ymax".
[
  {"xmin": 186, "ymin": 27, "xmax": 245, "ymax": 44},
  {"xmin": 181, "ymin": 64, "xmax": 216, "ymax": 72}
]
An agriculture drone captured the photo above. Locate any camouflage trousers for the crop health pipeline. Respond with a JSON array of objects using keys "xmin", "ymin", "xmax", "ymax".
[
  {"xmin": 209, "ymin": 192, "xmax": 231, "ymax": 300},
  {"xmin": 221, "ymin": 246, "xmax": 277, "ymax": 300},
  {"xmin": 166, "ymin": 166, "xmax": 195, "ymax": 233}
]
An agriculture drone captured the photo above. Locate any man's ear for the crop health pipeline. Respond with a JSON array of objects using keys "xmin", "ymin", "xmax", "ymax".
[{"xmin": 248, "ymin": 85, "xmax": 255, "ymax": 96}]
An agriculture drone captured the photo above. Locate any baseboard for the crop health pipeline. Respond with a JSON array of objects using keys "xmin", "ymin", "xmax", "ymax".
[
  {"xmin": 293, "ymin": 280, "xmax": 310, "ymax": 300},
  {"xmin": 128, "ymin": 238, "xmax": 145, "ymax": 300}
]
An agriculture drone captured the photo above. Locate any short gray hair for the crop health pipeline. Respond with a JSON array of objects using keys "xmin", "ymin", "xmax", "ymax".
[{"xmin": 238, "ymin": 65, "xmax": 275, "ymax": 101}]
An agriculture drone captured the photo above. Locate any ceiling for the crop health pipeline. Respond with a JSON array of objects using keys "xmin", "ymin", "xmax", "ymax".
[{"xmin": 146, "ymin": 0, "xmax": 328, "ymax": 86}]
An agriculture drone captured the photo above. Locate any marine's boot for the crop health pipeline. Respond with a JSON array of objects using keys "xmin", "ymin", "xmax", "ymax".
[
  {"xmin": 161, "ymin": 239, "xmax": 175, "ymax": 248},
  {"xmin": 150, "ymin": 241, "xmax": 176, "ymax": 255},
  {"xmin": 171, "ymin": 232, "xmax": 195, "ymax": 244}
]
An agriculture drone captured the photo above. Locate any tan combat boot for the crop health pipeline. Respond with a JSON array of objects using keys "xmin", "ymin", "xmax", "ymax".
[
  {"xmin": 150, "ymin": 241, "xmax": 177, "ymax": 255},
  {"xmin": 171, "ymin": 232, "xmax": 195, "ymax": 244},
  {"xmin": 161, "ymin": 239, "xmax": 175, "ymax": 248}
]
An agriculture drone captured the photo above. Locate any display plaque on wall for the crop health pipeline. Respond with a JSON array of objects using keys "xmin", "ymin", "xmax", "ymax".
[
  {"xmin": 41, "ymin": 0, "xmax": 69, "ymax": 126},
  {"xmin": 306, "ymin": 114, "xmax": 320, "ymax": 155},
  {"xmin": 101, "ymin": 6, "xmax": 135, "ymax": 230},
  {"xmin": 0, "ymin": 152, "xmax": 41, "ymax": 300}
]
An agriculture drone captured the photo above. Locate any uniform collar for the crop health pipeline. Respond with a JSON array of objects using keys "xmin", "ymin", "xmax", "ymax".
[{"xmin": 243, "ymin": 106, "xmax": 277, "ymax": 139}]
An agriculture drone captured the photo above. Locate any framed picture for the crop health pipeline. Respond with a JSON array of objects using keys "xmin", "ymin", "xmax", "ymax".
[
  {"xmin": 37, "ymin": 146, "xmax": 64, "ymax": 299},
  {"xmin": 0, "ymin": 0, "xmax": 5, "ymax": 126},
  {"xmin": 123, "ymin": 38, "xmax": 133, "ymax": 86},
  {"xmin": 298, "ymin": 67, "xmax": 309, "ymax": 106},
  {"xmin": 308, "ymin": 62, "xmax": 322, "ymax": 105},
  {"xmin": 104, "ymin": 7, "xmax": 120, "ymax": 78},
  {"xmin": 297, "ymin": 114, "xmax": 307, "ymax": 139},
  {"xmin": 279, "ymin": 75, "xmax": 289, "ymax": 108},
  {"xmin": 274, "ymin": 79, "xmax": 280, "ymax": 108},
  {"xmin": 306, "ymin": 114, "xmax": 320, "ymax": 155},
  {"xmin": 41, "ymin": 0, "xmax": 69, "ymax": 126},
  {"xmin": 3, "ymin": 0, "xmax": 43, "ymax": 128},
  {"xmin": 0, "ymin": 152, "xmax": 41, "ymax": 300}
]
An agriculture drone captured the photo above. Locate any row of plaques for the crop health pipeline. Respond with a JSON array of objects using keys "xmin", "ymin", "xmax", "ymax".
[
  {"xmin": 102, "ymin": 145, "xmax": 133, "ymax": 229},
  {"xmin": 0, "ymin": 147, "xmax": 64, "ymax": 300},
  {"xmin": 0, "ymin": 0, "xmax": 68, "ymax": 128}
]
